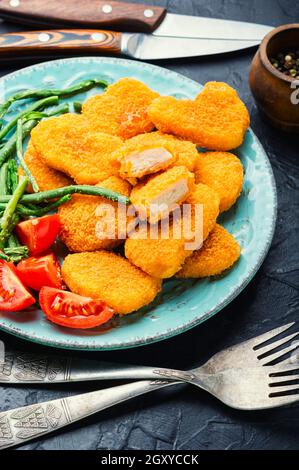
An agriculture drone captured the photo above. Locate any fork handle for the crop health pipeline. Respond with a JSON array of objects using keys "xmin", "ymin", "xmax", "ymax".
[
  {"xmin": 0, "ymin": 351, "xmax": 195, "ymax": 384},
  {"xmin": 0, "ymin": 380, "xmax": 175, "ymax": 449}
]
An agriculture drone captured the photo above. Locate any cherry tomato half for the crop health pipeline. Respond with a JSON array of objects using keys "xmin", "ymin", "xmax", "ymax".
[
  {"xmin": 17, "ymin": 253, "xmax": 64, "ymax": 291},
  {"xmin": 0, "ymin": 259, "xmax": 35, "ymax": 311},
  {"xmin": 39, "ymin": 287, "xmax": 115, "ymax": 329},
  {"xmin": 16, "ymin": 214, "xmax": 60, "ymax": 256}
]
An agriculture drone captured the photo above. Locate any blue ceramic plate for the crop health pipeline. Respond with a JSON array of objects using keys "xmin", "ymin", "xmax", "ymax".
[{"xmin": 0, "ymin": 57, "xmax": 277, "ymax": 351}]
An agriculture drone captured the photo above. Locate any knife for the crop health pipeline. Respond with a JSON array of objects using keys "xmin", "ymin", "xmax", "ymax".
[{"xmin": 0, "ymin": 0, "xmax": 273, "ymax": 60}]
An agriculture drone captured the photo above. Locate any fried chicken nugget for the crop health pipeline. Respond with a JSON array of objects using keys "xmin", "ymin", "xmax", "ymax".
[
  {"xmin": 18, "ymin": 139, "xmax": 73, "ymax": 192},
  {"xmin": 130, "ymin": 165, "xmax": 195, "ymax": 223},
  {"xmin": 62, "ymin": 250, "xmax": 162, "ymax": 315},
  {"xmin": 148, "ymin": 82, "xmax": 250, "ymax": 151},
  {"xmin": 177, "ymin": 224, "xmax": 241, "ymax": 278},
  {"xmin": 59, "ymin": 176, "xmax": 131, "ymax": 252},
  {"xmin": 125, "ymin": 221, "xmax": 192, "ymax": 279},
  {"xmin": 185, "ymin": 183, "xmax": 220, "ymax": 241},
  {"xmin": 82, "ymin": 78, "xmax": 159, "ymax": 140},
  {"xmin": 125, "ymin": 183, "xmax": 220, "ymax": 278},
  {"xmin": 195, "ymin": 151, "xmax": 243, "ymax": 212},
  {"xmin": 115, "ymin": 131, "xmax": 198, "ymax": 181},
  {"xmin": 31, "ymin": 113, "xmax": 122, "ymax": 185}
]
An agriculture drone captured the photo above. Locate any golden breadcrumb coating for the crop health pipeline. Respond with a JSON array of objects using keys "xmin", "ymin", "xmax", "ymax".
[
  {"xmin": 185, "ymin": 183, "xmax": 220, "ymax": 241},
  {"xmin": 82, "ymin": 78, "xmax": 159, "ymax": 140},
  {"xmin": 148, "ymin": 82, "xmax": 250, "ymax": 150},
  {"xmin": 177, "ymin": 224, "xmax": 241, "ymax": 278},
  {"xmin": 31, "ymin": 113, "xmax": 122, "ymax": 185},
  {"xmin": 18, "ymin": 139, "xmax": 73, "ymax": 192},
  {"xmin": 114, "ymin": 131, "xmax": 198, "ymax": 181},
  {"xmin": 125, "ymin": 220, "xmax": 192, "ymax": 279},
  {"xmin": 62, "ymin": 250, "xmax": 162, "ymax": 315},
  {"xmin": 125, "ymin": 183, "xmax": 219, "ymax": 278},
  {"xmin": 59, "ymin": 176, "xmax": 131, "ymax": 253},
  {"xmin": 195, "ymin": 151, "xmax": 243, "ymax": 212},
  {"xmin": 130, "ymin": 165, "xmax": 194, "ymax": 223}
]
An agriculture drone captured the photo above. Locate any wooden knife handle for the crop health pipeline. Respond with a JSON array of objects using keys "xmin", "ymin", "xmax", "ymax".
[
  {"xmin": 0, "ymin": 29, "xmax": 122, "ymax": 59},
  {"xmin": 0, "ymin": 0, "xmax": 166, "ymax": 33}
]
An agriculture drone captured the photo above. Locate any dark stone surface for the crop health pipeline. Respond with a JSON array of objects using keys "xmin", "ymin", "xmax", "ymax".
[{"xmin": 0, "ymin": 0, "xmax": 298, "ymax": 450}]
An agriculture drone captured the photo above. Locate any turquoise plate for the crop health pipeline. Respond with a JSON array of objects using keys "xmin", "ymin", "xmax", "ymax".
[{"xmin": 0, "ymin": 57, "xmax": 277, "ymax": 351}]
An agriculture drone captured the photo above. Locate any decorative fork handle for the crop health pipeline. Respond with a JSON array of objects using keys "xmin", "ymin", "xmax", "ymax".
[
  {"xmin": 0, "ymin": 380, "xmax": 176, "ymax": 449},
  {"xmin": 0, "ymin": 351, "xmax": 195, "ymax": 384}
]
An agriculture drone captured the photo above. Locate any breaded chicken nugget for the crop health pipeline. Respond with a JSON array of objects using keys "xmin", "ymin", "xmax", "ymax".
[
  {"xmin": 130, "ymin": 165, "xmax": 194, "ymax": 223},
  {"xmin": 177, "ymin": 224, "xmax": 241, "ymax": 278},
  {"xmin": 125, "ymin": 220, "xmax": 192, "ymax": 279},
  {"xmin": 82, "ymin": 78, "xmax": 159, "ymax": 140},
  {"xmin": 18, "ymin": 140, "xmax": 73, "ymax": 192},
  {"xmin": 31, "ymin": 113, "xmax": 122, "ymax": 185},
  {"xmin": 125, "ymin": 183, "xmax": 219, "ymax": 278},
  {"xmin": 148, "ymin": 82, "xmax": 250, "ymax": 150},
  {"xmin": 59, "ymin": 176, "xmax": 131, "ymax": 253},
  {"xmin": 185, "ymin": 183, "xmax": 220, "ymax": 241},
  {"xmin": 195, "ymin": 151, "xmax": 243, "ymax": 212},
  {"xmin": 62, "ymin": 251, "xmax": 162, "ymax": 315},
  {"xmin": 115, "ymin": 131, "xmax": 198, "ymax": 181}
]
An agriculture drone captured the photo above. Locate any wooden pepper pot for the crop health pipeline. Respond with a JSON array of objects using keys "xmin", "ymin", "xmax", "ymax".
[{"xmin": 249, "ymin": 23, "xmax": 299, "ymax": 133}]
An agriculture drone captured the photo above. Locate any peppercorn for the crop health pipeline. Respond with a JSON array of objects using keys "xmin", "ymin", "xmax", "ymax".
[{"xmin": 270, "ymin": 49, "xmax": 299, "ymax": 78}]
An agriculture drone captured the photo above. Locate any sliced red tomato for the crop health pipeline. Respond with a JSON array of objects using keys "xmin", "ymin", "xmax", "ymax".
[
  {"xmin": 17, "ymin": 253, "xmax": 64, "ymax": 291},
  {"xmin": 39, "ymin": 287, "xmax": 115, "ymax": 329},
  {"xmin": 16, "ymin": 214, "xmax": 60, "ymax": 256},
  {"xmin": 0, "ymin": 259, "xmax": 35, "ymax": 311}
]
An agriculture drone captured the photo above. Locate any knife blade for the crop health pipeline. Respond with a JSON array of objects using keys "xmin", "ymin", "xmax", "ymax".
[
  {"xmin": 122, "ymin": 33, "xmax": 262, "ymax": 60},
  {"xmin": 0, "ymin": 28, "xmax": 271, "ymax": 61},
  {"xmin": 153, "ymin": 13, "xmax": 273, "ymax": 41},
  {"xmin": 0, "ymin": 0, "xmax": 273, "ymax": 40}
]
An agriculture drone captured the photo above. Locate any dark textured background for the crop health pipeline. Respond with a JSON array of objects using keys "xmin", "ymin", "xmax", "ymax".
[{"xmin": 0, "ymin": 0, "xmax": 299, "ymax": 451}]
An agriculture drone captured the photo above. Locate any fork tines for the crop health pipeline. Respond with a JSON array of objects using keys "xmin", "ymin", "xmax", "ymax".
[{"xmin": 252, "ymin": 322, "xmax": 299, "ymax": 366}]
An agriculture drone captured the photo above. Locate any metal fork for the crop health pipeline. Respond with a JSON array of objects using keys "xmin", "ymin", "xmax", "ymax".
[{"xmin": 0, "ymin": 323, "xmax": 298, "ymax": 449}]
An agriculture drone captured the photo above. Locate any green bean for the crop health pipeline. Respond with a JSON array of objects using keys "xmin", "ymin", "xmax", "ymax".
[
  {"xmin": 3, "ymin": 245, "xmax": 29, "ymax": 263},
  {"xmin": 0, "ymin": 185, "xmax": 130, "ymax": 205},
  {"xmin": 7, "ymin": 159, "xmax": 18, "ymax": 193},
  {"xmin": 73, "ymin": 101, "xmax": 83, "ymax": 113},
  {"xmin": 0, "ymin": 78, "xmax": 108, "ymax": 120},
  {"xmin": 0, "ymin": 96, "xmax": 59, "ymax": 142},
  {"xmin": 0, "ymin": 213, "xmax": 19, "ymax": 249},
  {"xmin": 0, "ymin": 162, "xmax": 10, "ymax": 195},
  {"xmin": 0, "ymin": 176, "xmax": 28, "ymax": 248},
  {"xmin": 7, "ymin": 233, "xmax": 19, "ymax": 248},
  {"xmin": 16, "ymin": 194, "xmax": 72, "ymax": 216},
  {"xmin": 14, "ymin": 185, "xmax": 130, "ymax": 205},
  {"xmin": 25, "ymin": 103, "xmax": 70, "ymax": 122},
  {"xmin": 0, "ymin": 194, "xmax": 71, "ymax": 216},
  {"xmin": 16, "ymin": 119, "xmax": 39, "ymax": 193},
  {"xmin": 0, "ymin": 251, "xmax": 10, "ymax": 262},
  {"xmin": 0, "ymin": 119, "xmax": 38, "ymax": 167},
  {"xmin": 21, "ymin": 202, "xmax": 37, "ymax": 211},
  {"xmin": 0, "ymin": 160, "xmax": 22, "ymax": 251}
]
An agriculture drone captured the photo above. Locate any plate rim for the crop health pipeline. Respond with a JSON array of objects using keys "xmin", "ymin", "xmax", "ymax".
[{"xmin": 0, "ymin": 56, "xmax": 277, "ymax": 351}]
